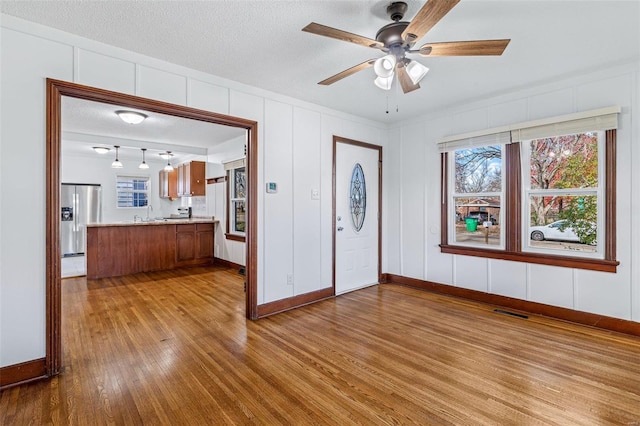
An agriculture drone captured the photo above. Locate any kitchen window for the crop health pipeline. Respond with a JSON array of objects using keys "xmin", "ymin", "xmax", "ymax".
[
  {"xmin": 224, "ymin": 158, "xmax": 246, "ymax": 241},
  {"xmin": 439, "ymin": 107, "xmax": 619, "ymax": 272},
  {"xmin": 116, "ymin": 176, "xmax": 149, "ymax": 208}
]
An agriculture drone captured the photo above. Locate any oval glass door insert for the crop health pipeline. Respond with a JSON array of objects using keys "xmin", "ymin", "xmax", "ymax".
[{"xmin": 350, "ymin": 163, "xmax": 366, "ymax": 232}]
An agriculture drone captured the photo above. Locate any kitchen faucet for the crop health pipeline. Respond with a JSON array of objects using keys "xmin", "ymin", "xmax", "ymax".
[{"xmin": 146, "ymin": 204, "xmax": 153, "ymax": 221}]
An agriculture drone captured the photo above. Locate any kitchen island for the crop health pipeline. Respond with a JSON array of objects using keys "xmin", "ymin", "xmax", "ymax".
[{"xmin": 86, "ymin": 218, "xmax": 218, "ymax": 279}]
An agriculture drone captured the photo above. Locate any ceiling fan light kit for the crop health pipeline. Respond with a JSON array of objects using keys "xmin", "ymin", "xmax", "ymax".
[
  {"xmin": 374, "ymin": 75, "xmax": 394, "ymax": 91},
  {"xmin": 406, "ymin": 60, "xmax": 429, "ymax": 85},
  {"xmin": 302, "ymin": 0, "xmax": 510, "ymax": 94}
]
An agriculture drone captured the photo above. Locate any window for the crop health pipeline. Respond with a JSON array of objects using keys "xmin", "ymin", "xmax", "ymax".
[
  {"xmin": 116, "ymin": 176, "xmax": 149, "ymax": 208},
  {"xmin": 440, "ymin": 107, "xmax": 619, "ymax": 272},
  {"xmin": 224, "ymin": 158, "xmax": 246, "ymax": 241},
  {"xmin": 451, "ymin": 145, "xmax": 504, "ymax": 248},
  {"xmin": 523, "ymin": 132, "xmax": 603, "ymax": 257}
]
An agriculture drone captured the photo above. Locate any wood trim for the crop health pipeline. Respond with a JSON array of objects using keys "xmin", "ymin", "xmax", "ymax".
[
  {"xmin": 505, "ymin": 143, "xmax": 521, "ymax": 252},
  {"xmin": 206, "ymin": 176, "xmax": 226, "ymax": 184},
  {"xmin": 46, "ymin": 80, "xmax": 62, "ymax": 377},
  {"xmin": 214, "ymin": 257, "xmax": 244, "ymax": 271},
  {"xmin": 440, "ymin": 153, "xmax": 448, "ymax": 245},
  {"xmin": 332, "ymin": 136, "xmax": 384, "ymax": 291},
  {"xmin": 605, "ymin": 129, "xmax": 616, "ymax": 261},
  {"xmin": 45, "ymin": 79, "xmax": 260, "ymax": 383},
  {"xmin": 385, "ymin": 274, "xmax": 640, "ymax": 337},
  {"xmin": 257, "ymin": 287, "xmax": 335, "ymax": 318},
  {"xmin": 0, "ymin": 358, "xmax": 47, "ymax": 390},
  {"xmin": 440, "ymin": 244, "xmax": 619, "ymax": 272},
  {"xmin": 225, "ymin": 233, "xmax": 246, "ymax": 242},
  {"xmin": 246, "ymin": 124, "xmax": 258, "ymax": 320}
]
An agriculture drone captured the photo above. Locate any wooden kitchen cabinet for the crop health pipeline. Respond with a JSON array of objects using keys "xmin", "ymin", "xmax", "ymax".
[
  {"xmin": 196, "ymin": 223, "xmax": 214, "ymax": 259},
  {"xmin": 159, "ymin": 169, "xmax": 178, "ymax": 200},
  {"xmin": 177, "ymin": 161, "xmax": 206, "ymax": 197},
  {"xmin": 175, "ymin": 223, "xmax": 214, "ymax": 265},
  {"xmin": 86, "ymin": 220, "xmax": 217, "ymax": 279}
]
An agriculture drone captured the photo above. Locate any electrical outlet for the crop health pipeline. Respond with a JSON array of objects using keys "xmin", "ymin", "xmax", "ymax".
[
  {"xmin": 311, "ymin": 189, "xmax": 320, "ymax": 200},
  {"xmin": 287, "ymin": 273, "xmax": 294, "ymax": 285}
]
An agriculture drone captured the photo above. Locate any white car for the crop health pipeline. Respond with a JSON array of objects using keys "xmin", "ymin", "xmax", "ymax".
[{"xmin": 530, "ymin": 220, "xmax": 580, "ymax": 242}]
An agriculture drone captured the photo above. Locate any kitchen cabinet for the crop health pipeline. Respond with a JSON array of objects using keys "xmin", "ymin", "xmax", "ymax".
[
  {"xmin": 175, "ymin": 223, "xmax": 214, "ymax": 265},
  {"xmin": 86, "ymin": 220, "xmax": 217, "ymax": 279},
  {"xmin": 159, "ymin": 169, "xmax": 178, "ymax": 200},
  {"xmin": 177, "ymin": 161, "xmax": 206, "ymax": 197}
]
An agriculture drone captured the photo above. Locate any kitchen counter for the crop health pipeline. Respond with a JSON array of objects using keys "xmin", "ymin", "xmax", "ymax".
[
  {"xmin": 86, "ymin": 219, "xmax": 218, "ymax": 279},
  {"xmin": 88, "ymin": 217, "xmax": 218, "ymax": 228}
]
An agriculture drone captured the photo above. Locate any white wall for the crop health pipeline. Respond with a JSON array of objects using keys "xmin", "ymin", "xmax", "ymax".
[
  {"xmin": 388, "ymin": 61, "xmax": 640, "ymax": 323},
  {"xmin": 0, "ymin": 15, "xmax": 386, "ymax": 367},
  {"xmin": 61, "ymin": 151, "xmax": 178, "ymax": 222}
]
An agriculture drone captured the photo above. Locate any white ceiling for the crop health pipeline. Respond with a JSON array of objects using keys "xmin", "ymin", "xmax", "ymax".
[
  {"xmin": 61, "ymin": 97, "xmax": 246, "ymax": 163},
  {"xmin": 2, "ymin": 1, "xmax": 639, "ymax": 125}
]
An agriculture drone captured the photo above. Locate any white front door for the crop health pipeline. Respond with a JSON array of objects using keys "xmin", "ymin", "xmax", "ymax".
[{"xmin": 334, "ymin": 140, "xmax": 380, "ymax": 294}]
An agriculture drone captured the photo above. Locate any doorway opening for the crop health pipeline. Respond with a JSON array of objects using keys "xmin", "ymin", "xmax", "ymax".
[{"xmin": 46, "ymin": 79, "xmax": 258, "ymax": 377}]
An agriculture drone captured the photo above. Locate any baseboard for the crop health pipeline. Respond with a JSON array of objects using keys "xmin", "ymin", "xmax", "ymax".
[
  {"xmin": 257, "ymin": 287, "xmax": 335, "ymax": 318},
  {"xmin": 213, "ymin": 257, "xmax": 244, "ymax": 271},
  {"xmin": 385, "ymin": 273, "xmax": 640, "ymax": 337},
  {"xmin": 0, "ymin": 358, "xmax": 47, "ymax": 390}
]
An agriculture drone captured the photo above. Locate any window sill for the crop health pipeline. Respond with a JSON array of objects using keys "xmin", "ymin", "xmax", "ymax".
[
  {"xmin": 225, "ymin": 233, "xmax": 246, "ymax": 242},
  {"xmin": 440, "ymin": 244, "xmax": 619, "ymax": 273}
]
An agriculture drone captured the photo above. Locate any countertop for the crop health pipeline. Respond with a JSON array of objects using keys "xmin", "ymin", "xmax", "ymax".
[{"xmin": 87, "ymin": 217, "xmax": 219, "ymax": 228}]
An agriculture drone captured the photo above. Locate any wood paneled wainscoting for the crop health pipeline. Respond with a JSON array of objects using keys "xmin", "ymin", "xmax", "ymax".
[{"xmin": 1, "ymin": 265, "xmax": 639, "ymax": 424}]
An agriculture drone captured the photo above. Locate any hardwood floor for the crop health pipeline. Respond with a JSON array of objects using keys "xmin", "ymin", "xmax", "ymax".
[{"xmin": 1, "ymin": 265, "xmax": 639, "ymax": 425}]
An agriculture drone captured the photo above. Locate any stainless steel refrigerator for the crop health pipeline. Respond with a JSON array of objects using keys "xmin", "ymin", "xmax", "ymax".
[{"xmin": 61, "ymin": 183, "xmax": 102, "ymax": 257}]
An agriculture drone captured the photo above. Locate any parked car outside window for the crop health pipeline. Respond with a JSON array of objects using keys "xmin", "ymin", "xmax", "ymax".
[{"xmin": 530, "ymin": 220, "xmax": 579, "ymax": 242}]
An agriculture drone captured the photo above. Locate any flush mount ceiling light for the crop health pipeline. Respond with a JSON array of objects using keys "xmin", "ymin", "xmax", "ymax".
[
  {"xmin": 139, "ymin": 148, "xmax": 149, "ymax": 169},
  {"xmin": 163, "ymin": 151, "xmax": 174, "ymax": 172},
  {"xmin": 93, "ymin": 146, "xmax": 110, "ymax": 154},
  {"xmin": 111, "ymin": 145, "xmax": 123, "ymax": 168},
  {"xmin": 115, "ymin": 110, "xmax": 147, "ymax": 125}
]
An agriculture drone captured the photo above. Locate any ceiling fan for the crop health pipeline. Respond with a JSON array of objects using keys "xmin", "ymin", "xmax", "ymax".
[{"xmin": 302, "ymin": 0, "xmax": 510, "ymax": 93}]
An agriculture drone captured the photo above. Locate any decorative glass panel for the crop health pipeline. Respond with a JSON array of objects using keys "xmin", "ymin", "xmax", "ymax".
[
  {"xmin": 350, "ymin": 163, "xmax": 366, "ymax": 232},
  {"xmin": 234, "ymin": 167, "xmax": 246, "ymax": 198}
]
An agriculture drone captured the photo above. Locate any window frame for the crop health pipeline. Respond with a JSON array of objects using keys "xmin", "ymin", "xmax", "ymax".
[
  {"xmin": 521, "ymin": 131, "xmax": 605, "ymax": 259},
  {"xmin": 115, "ymin": 175, "xmax": 150, "ymax": 208},
  {"xmin": 225, "ymin": 165, "xmax": 246, "ymax": 242},
  {"xmin": 440, "ymin": 130, "xmax": 618, "ymax": 273},
  {"xmin": 448, "ymin": 144, "xmax": 506, "ymax": 250}
]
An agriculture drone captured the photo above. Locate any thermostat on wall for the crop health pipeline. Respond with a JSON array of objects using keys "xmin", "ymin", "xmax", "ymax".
[{"xmin": 266, "ymin": 182, "xmax": 277, "ymax": 193}]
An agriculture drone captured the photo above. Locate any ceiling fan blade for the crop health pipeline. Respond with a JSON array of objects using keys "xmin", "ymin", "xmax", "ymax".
[
  {"xmin": 303, "ymin": 22, "xmax": 384, "ymax": 49},
  {"xmin": 419, "ymin": 39, "xmax": 511, "ymax": 56},
  {"xmin": 402, "ymin": 0, "xmax": 460, "ymax": 44},
  {"xmin": 318, "ymin": 60, "xmax": 376, "ymax": 86},
  {"xmin": 396, "ymin": 66, "xmax": 420, "ymax": 94}
]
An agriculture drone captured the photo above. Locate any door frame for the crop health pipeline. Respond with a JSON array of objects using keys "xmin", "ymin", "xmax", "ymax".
[
  {"xmin": 45, "ymin": 79, "xmax": 259, "ymax": 377},
  {"xmin": 332, "ymin": 135, "xmax": 383, "ymax": 293}
]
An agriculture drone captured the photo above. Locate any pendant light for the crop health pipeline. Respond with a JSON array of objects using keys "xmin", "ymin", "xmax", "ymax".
[
  {"xmin": 163, "ymin": 151, "xmax": 174, "ymax": 172},
  {"xmin": 111, "ymin": 145, "xmax": 123, "ymax": 168},
  {"xmin": 139, "ymin": 148, "xmax": 149, "ymax": 169}
]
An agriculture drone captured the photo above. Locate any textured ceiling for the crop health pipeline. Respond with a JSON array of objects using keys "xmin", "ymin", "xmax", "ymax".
[{"xmin": 2, "ymin": 1, "xmax": 639, "ymax": 125}]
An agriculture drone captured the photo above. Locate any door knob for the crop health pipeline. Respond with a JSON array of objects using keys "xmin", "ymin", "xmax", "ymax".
[{"xmin": 337, "ymin": 227, "xmax": 344, "ymax": 231}]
